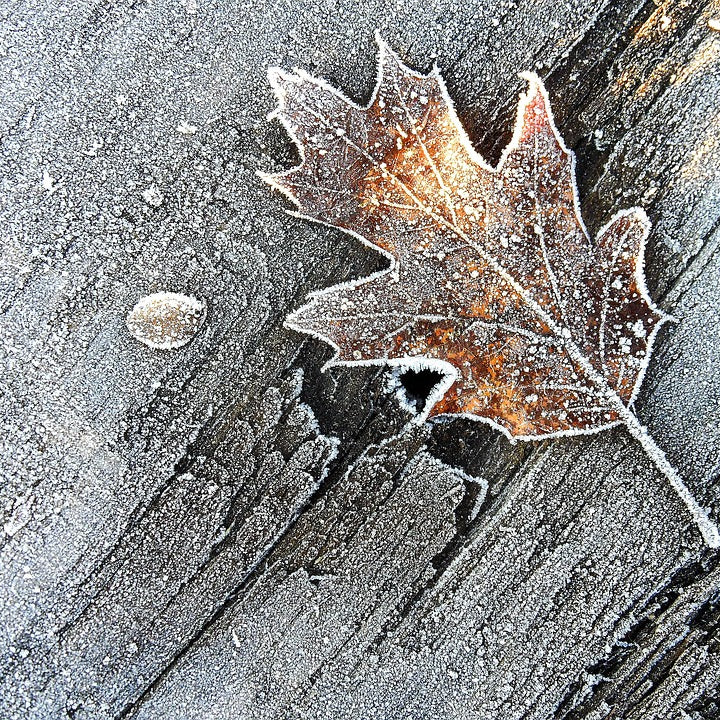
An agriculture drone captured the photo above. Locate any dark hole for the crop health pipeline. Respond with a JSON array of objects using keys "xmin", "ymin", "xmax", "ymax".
[{"xmin": 399, "ymin": 368, "xmax": 445, "ymax": 412}]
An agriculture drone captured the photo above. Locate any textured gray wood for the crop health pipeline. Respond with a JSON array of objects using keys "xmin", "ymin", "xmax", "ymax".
[{"xmin": 1, "ymin": 0, "xmax": 719, "ymax": 718}]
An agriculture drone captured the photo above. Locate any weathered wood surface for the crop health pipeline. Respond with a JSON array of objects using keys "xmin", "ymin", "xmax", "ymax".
[{"xmin": 1, "ymin": 0, "xmax": 719, "ymax": 718}]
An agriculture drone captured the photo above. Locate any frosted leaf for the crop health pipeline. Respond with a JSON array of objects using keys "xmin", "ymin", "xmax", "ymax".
[
  {"xmin": 262, "ymin": 40, "xmax": 665, "ymax": 438},
  {"xmin": 261, "ymin": 35, "xmax": 719, "ymax": 547},
  {"xmin": 126, "ymin": 292, "xmax": 206, "ymax": 350}
]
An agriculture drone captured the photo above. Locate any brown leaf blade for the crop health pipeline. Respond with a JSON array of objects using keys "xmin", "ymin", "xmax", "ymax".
[
  {"xmin": 262, "ymin": 37, "xmax": 720, "ymax": 548},
  {"xmin": 265, "ymin": 41, "xmax": 666, "ymax": 439}
]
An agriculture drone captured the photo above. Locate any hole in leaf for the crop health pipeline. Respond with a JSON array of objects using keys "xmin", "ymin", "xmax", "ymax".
[{"xmin": 398, "ymin": 368, "xmax": 445, "ymax": 412}]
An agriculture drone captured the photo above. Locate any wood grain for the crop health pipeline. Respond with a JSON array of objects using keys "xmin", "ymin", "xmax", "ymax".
[{"xmin": 1, "ymin": 0, "xmax": 718, "ymax": 718}]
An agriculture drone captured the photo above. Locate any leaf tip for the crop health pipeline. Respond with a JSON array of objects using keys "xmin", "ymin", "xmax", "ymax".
[
  {"xmin": 267, "ymin": 65, "xmax": 288, "ymax": 90},
  {"xmin": 375, "ymin": 32, "xmax": 404, "ymax": 74},
  {"xmin": 266, "ymin": 66, "xmax": 307, "ymax": 110},
  {"xmin": 373, "ymin": 28, "xmax": 389, "ymax": 50},
  {"xmin": 257, "ymin": 170, "xmax": 297, "ymax": 204},
  {"xmin": 625, "ymin": 206, "xmax": 651, "ymax": 233},
  {"xmin": 598, "ymin": 207, "xmax": 652, "ymax": 246},
  {"xmin": 502, "ymin": 69, "xmax": 562, "ymax": 162},
  {"xmin": 635, "ymin": 205, "xmax": 650, "ymax": 224},
  {"xmin": 518, "ymin": 71, "xmax": 549, "ymax": 106},
  {"xmin": 284, "ymin": 305, "xmax": 310, "ymax": 335},
  {"xmin": 518, "ymin": 69, "xmax": 543, "ymax": 87}
]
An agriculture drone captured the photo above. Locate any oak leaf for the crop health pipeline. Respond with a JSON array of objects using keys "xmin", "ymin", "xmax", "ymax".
[{"xmin": 261, "ymin": 37, "xmax": 719, "ymax": 547}]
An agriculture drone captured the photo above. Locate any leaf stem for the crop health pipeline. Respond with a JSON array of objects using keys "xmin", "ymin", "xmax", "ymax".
[{"xmin": 621, "ymin": 409, "xmax": 720, "ymax": 549}]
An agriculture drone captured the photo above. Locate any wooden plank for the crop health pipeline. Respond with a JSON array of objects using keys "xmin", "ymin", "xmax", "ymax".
[{"xmin": 1, "ymin": 0, "xmax": 718, "ymax": 718}]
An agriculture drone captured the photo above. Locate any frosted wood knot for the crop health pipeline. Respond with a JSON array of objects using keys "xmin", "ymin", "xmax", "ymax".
[{"xmin": 126, "ymin": 292, "xmax": 206, "ymax": 350}]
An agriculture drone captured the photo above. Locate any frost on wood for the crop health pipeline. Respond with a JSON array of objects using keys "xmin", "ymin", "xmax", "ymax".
[
  {"xmin": 127, "ymin": 292, "xmax": 206, "ymax": 349},
  {"xmin": 262, "ymin": 37, "xmax": 719, "ymax": 547}
]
